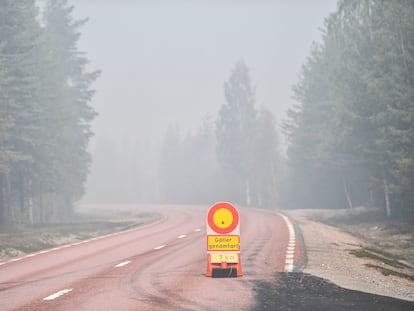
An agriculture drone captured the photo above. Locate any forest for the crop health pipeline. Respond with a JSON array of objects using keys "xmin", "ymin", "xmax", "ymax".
[
  {"xmin": 86, "ymin": 61, "xmax": 280, "ymax": 210},
  {"xmin": 283, "ymin": 0, "xmax": 414, "ymax": 217},
  {"xmin": 1, "ymin": 0, "xmax": 413, "ymax": 226},
  {"xmin": 0, "ymin": 0, "xmax": 99, "ymax": 225},
  {"xmin": 89, "ymin": 0, "xmax": 414, "ymax": 219}
]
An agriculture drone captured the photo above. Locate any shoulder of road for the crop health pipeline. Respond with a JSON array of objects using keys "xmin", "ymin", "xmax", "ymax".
[{"xmin": 285, "ymin": 209, "xmax": 414, "ymax": 302}]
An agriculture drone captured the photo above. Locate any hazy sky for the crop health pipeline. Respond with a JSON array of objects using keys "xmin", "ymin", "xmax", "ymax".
[{"xmin": 71, "ymin": 0, "xmax": 337, "ymax": 144}]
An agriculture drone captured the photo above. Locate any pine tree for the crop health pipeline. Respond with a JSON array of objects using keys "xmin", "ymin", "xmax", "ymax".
[
  {"xmin": 39, "ymin": 0, "xmax": 99, "ymax": 220},
  {"xmin": 254, "ymin": 107, "xmax": 280, "ymax": 208},
  {"xmin": 284, "ymin": 0, "xmax": 414, "ymax": 215},
  {"xmin": 283, "ymin": 42, "xmax": 344, "ymax": 209},
  {"xmin": 368, "ymin": 0, "xmax": 414, "ymax": 214},
  {"xmin": 0, "ymin": 0, "xmax": 98, "ymax": 225},
  {"xmin": 0, "ymin": 0, "xmax": 44, "ymax": 224},
  {"xmin": 216, "ymin": 61, "xmax": 257, "ymax": 205}
]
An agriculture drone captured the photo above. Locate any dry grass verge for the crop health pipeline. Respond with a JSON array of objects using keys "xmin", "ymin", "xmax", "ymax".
[
  {"xmin": 286, "ymin": 208, "xmax": 414, "ymax": 302},
  {"xmin": 0, "ymin": 208, "xmax": 160, "ymax": 260}
]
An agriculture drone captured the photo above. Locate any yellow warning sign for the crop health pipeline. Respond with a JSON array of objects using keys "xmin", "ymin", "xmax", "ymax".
[
  {"xmin": 210, "ymin": 253, "xmax": 239, "ymax": 263},
  {"xmin": 207, "ymin": 235, "xmax": 240, "ymax": 251},
  {"xmin": 213, "ymin": 208, "xmax": 233, "ymax": 229}
]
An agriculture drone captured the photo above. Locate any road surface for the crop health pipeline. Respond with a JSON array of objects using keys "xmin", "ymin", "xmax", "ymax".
[{"xmin": 0, "ymin": 205, "xmax": 295, "ymax": 311}]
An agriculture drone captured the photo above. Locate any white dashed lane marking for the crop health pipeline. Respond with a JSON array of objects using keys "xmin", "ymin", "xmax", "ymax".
[
  {"xmin": 0, "ymin": 224, "xmax": 206, "ymax": 267},
  {"xmin": 115, "ymin": 261, "xmax": 131, "ymax": 268},
  {"xmin": 43, "ymin": 288, "xmax": 73, "ymax": 301},
  {"xmin": 154, "ymin": 245, "xmax": 166, "ymax": 250}
]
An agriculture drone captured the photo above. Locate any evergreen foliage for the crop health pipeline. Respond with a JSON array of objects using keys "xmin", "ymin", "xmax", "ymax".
[
  {"xmin": 283, "ymin": 0, "xmax": 414, "ymax": 216},
  {"xmin": 216, "ymin": 61, "xmax": 257, "ymax": 205},
  {"xmin": 159, "ymin": 119, "xmax": 227, "ymax": 204},
  {"xmin": 215, "ymin": 61, "xmax": 280, "ymax": 207},
  {"xmin": 0, "ymin": 0, "xmax": 99, "ymax": 225}
]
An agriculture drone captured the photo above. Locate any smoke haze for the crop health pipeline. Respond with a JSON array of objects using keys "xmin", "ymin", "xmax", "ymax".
[
  {"xmin": 69, "ymin": 0, "xmax": 337, "ymax": 204},
  {"xmin": 72, "ymin": 0, "xmax": 336, "ymax": 141}
]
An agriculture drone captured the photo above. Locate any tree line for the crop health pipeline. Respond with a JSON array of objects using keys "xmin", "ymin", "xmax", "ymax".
[
  {"xmin": 7, "ymin": 0, "xmax": 410, "ymax": 222},
  {"xmin": 86, "ymin": 61, "xmax": 281, "ymax": 209},
  {"xmin": 160, "ymin": 62, "xmax": 281, "ymax": 208},
  {"xmin": 282, "ymin": 0, "xmax": 414, "ymax": 216},
  {"xmin": 0, "ymin": 0, "xmax": 99, "ymax": 225},
  {"xmin": 88, "ymin": 0, "xmax": 414, "ymax": 218}
]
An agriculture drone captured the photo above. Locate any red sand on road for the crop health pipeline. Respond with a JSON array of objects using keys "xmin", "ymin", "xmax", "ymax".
[{"xmin": 0, "ymin": 205, "xmax": 297, "ymax": 311}]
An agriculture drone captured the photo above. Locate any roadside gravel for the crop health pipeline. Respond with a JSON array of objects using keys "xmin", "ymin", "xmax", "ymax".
[
  {"xmin": 0, "ymin": 209, "xmax": 160, "ymax": 261},
  {"xmin": 285, "ymin": 209, "xmax": 414, "ymax": 302}
]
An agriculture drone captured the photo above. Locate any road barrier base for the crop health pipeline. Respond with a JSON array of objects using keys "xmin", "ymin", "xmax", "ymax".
[{"xmin": 206, "ymin": 253, "xmax": 242, "ymax": 277}]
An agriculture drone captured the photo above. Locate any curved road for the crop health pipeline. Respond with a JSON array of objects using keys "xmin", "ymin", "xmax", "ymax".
[{"xmin": 0, "ymin": 205, "xmax": 297, "ymax": 311}]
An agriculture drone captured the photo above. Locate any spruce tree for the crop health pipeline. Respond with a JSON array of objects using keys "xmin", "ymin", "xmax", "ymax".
[
  {"xmin": 284, "ymin": 0, "xmax": 414, "ymax": 215},
  {"xmin": 40, "ymin": 0, "xmax": 99, "ymax": 220},
  {"xmin": 0, "ymin": 0, "xmax": 44, "ymax": 224},
  {"xmin": 216, "ymin": 61, "xmax": 257, "ymax": 205}
]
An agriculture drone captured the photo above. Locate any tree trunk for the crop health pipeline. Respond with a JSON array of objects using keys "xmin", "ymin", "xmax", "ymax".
[
  {"xmin": 270, "ymin": 161, "xmax": 277, "ymax": 205},
  {"xmin": 28, "ymin": 179, "xmax": 33, "ymax": 225},
  {"xmin": 342, "ymin": 177, "xmax": 353, "ymax": 209},
  {"xmin": 366, "ymin": 0, "xmax": 373, "ymax": 41},
  {"xmin": 257, "ymin": 187, "xmax": 263, "ymax": 208},
  {"xmin": 39, "ymin": 190, "xmax": 44, "ymax": 224},
  {"xmin": 368, "ymin": 187, "xmax": 374, "ymax": 208},
  {"xmin": 367, "ymin": 176, "xmax": 375, "ymax": 208},
  {"xmin": 6, "ymin": 172, "xmax": 13, "ymax": 222},
  {"xmin": 18, "ymin": 173, "xmax": 25, "ymax": 213},
  {"xmin": 0, "ymin": 174, "xmax": 5, "ymax": 224},
  {"xmin": 399, "ymin": 29, "xmax": 409, "ymax": 85},
  {"xmin": 383, "ymin": 177, "xmax": 391, "ymax": 217},
  {"xmin": 0, "ymin": 172, "xmax": 12, "ymax": 224},
  {"xmin": 245, "ymin": 179, "xmax": 251, "ymax": 206}
]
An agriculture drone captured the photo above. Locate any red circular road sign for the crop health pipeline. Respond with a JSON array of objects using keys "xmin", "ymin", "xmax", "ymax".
[{"xmin": 207, "ymin": 202, "xmax": 239, "ymax": 234}]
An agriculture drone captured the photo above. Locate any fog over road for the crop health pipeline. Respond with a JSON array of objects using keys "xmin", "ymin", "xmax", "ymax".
[{"xmin": 0, "ymin": 205, "xmax": 294, "ymax": 311}]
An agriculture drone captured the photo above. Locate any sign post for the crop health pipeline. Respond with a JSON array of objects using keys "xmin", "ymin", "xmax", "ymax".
[{"xmin": 206, "ymin": 202, "xmax": 242, "ymax": 277}]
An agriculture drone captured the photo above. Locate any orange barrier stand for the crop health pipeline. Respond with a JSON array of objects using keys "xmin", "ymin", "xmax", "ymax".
[{"xmin": 206, "ymin": 202, "xmax": 242, "ymax": 278}]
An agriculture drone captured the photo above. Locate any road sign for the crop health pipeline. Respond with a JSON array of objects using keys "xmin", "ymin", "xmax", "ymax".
[
  {"xmin": 207, "ymin": 202, "xmax": 239, "ymax": 235},
  {"xmin": 210, "ymin": 253, "xmax": 238, "ymax": 263},
  {"xmin": 207, "ymin": 235, "xmax": 240, "ymax": 251},
  {"xmin": 206, "ymin": 202, "xmax": 242, "ymax": 277}
]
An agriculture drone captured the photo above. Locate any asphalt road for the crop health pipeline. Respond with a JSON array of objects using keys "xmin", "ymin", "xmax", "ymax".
[
  {"xmin": 0, "ymin": 205, "xmax": 293, "ymax": 311},
  {"xmin": 252, "ymin": 272, "xmax": 414, "ymax": 311},
  {"xmin": 2, "ymin": 205, "xmax": 412, "ymax": 310}
]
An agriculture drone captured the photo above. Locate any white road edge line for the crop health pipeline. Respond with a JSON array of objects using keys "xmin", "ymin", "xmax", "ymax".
[
  {"xmin": 154, "ymin": 245, "xmax": 166, "ymax": 250},
  {"xmin": 194, "ymin": 228, "xmax": 201, "ymax": 232},
  {"xmin": 0, "ymin": 217, "xmax": 173, "ymax": 266},
  {"xmin": 10, "ymin": 258, "xmax": 22, "ymax": 262},
  {"xmin": 115, "ymin": 260, "xmax": 131, "ymax": 268},
  {"xmin": 279, "ymin": 213, "xmax": 296, "ymax": 272},
  {"xmin": 178, "ymin": 235, "xmax": 187, "ymax": 239},
  {"xmin": 43, "ymin": 288, "xmax": 73, "ymax": 301}
]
